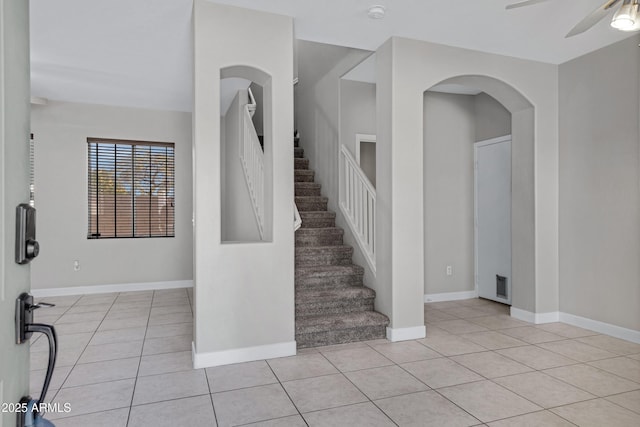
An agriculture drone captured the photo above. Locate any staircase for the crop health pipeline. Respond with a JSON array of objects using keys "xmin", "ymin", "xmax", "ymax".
[{"xmin": 294, "ymin": 137, "xmax": 389, "ymax": 348}]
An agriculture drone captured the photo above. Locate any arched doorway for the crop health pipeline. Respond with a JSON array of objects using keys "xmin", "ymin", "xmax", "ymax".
[{"xmin": 423, "ymin": 75, "xmax": 535, "ymax": 314}]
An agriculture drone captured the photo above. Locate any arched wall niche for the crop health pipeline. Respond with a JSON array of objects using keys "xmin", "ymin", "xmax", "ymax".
[{"xmin": 219, "ymin": 65, "xmax": 274, "ymax": 242}]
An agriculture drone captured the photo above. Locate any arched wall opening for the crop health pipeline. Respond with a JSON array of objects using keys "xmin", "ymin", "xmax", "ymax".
[
  {"xmin": 219, "ymin": 65, "xmax": 273, "ymax": 242},
  {"xmin": 423, "ymin": 75, "xmax": 535, "ymax": 314}
]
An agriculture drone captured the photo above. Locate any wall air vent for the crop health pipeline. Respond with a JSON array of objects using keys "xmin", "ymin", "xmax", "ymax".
[{"xmin": 496, "ymin": 275, "xmax": 507, "ymax": 299}]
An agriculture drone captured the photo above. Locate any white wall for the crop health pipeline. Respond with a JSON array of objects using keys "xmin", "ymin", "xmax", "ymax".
[
  {"xmin": 339, "ymin": 80, "xmax": 376, "ymax": 185},
  {"xmin": 193, "ymin": 1, "xmax": 294, "ymax": 364},
  {"xmin": 221, "ymin": 89, "xmax": 260, "ymax": 241},
  {"xmin": 30, "ymin": 101, "xmax": 193, "ymax": 289},
  {"xmin": 475, "ymin": 92, "xmax": 511, "ymax": 142},
  {"xmin": 377, "ymin": 37, "xmax": 558, "ymax": 332},
  {"xmin": 559, "ymin": 35, "xmax": 640, "ymax": 332},
  {"xmin": 423, "ymin": 93, "xmax": 475, "ymax": 295},
  {"xmin": 374, "ymin": 40, "xmax": 394, "ymax": 322},
  {"xmin": 339, "ymin": 80, "xmax": 376, "ymax": 156}
]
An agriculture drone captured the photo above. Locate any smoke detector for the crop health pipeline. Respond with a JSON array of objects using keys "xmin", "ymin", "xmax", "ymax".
[{"xmin": 368, "ymin": 5, "xmax": 386, "ymax": 19}]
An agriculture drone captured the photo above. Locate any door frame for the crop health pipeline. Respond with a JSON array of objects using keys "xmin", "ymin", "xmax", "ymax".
[
  {"xmin": 474, "ymin": 134, "xmax": 512, "ymax": 301},
  {"xmin": 354, "ymin": 133, "xmax": 376, "ymax": 165},
  {"xmin": 1, "ymin": 1, "xmax": 32, "ymax": 425}
]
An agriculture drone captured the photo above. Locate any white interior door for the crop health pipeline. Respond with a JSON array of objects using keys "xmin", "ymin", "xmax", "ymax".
[
  {"xmin": 475, "ymin": 136, "xmax": 512, "ymax": 304},
  {"xmin": 1, "ymin": 1, "xmax": 32, "ymax": 425}
]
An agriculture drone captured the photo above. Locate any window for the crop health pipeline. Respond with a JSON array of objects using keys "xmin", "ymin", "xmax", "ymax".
[{"xmin": 87, "ymin": 138, "xmax": 175, "ymax": 239}]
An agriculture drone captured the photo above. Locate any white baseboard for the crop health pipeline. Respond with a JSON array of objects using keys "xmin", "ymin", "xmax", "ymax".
[
  {"xmin": 386, "ymin": 325, "xmax": 426, "ymax": 342},
  {"xmin": 509, "ymin": 307, "xmax": 536, "ymax": 323},
  {"xmin": 192, "ymin": 340, "xmax": 296, "ymax": 369},
  {"xmin": 510, "ymin": 307, "xmax": 559, "ymax": 324},
  {"xmin": 424, "ymin": 290, "xmax": 478, "ymax": 303},
  {"xmin": 560, "ymin": 312, "xmax": 640, "ymax": 344},
  {"xmin": 509, "ymin": 309, "xmax": 639, "ymax": 343},
  {"xmin": 31, "ymin": 280, "xmax": 193, "ymax": 297}
]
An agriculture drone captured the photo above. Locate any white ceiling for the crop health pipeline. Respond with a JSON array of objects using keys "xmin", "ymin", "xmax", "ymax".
[{"xmin": 30, "ymin": 0, "xmax": 638, "ymax": 112}]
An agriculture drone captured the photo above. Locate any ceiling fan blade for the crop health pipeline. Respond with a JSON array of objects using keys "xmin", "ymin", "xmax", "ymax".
[
  {"xmin": 565, "ymin": 0, "xmax": 622, "ymax": 37},
  {"xmin": 505, "ymin": 0, "xmax": 554, "ymax": 10}
]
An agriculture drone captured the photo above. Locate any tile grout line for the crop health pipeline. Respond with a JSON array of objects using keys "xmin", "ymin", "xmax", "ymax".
[
  {"xmin": 264, "ymin": 359, "xmax": 310, "ymax": 426},
  {"xmin": 603, "ymin": 393, "xmax": 640, "ymax": 416},
  {"xmin": 125, "ymin": 290, "xmax": 155, "ymax": 427},
  {"xmin": 42, "ymin": 293, "xmax": 121, "ymax": 420},
  {"xmin": 53, "ymin": 295, "xmax": 118, "ymax": 390},
  {"xmin": 427, "ymin": 301, "xmax": 640, "ymax": 419},
  {"xmin": 202, "ymin": 355, "xmax": 221, "ymax": 426},
  {"xmin": 391, "ymin": 359, "xmax": 486, "ymax": 424},
  {"xmin": 316, "ymin": 349, "xmax": 399, "ymax": 426},
  {"xmin": 39, "ymin": 295, "xmax": 639, "ymax": 425}
]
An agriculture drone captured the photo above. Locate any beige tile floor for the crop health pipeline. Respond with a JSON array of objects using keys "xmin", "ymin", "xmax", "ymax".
[{"xmin": 29, "ymin": 292, "xmax": 640, "ymax": 426}]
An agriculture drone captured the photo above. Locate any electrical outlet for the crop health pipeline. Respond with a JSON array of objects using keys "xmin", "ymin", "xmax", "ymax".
[
  {"xmin": 73, "ymin": 260, "xmax": 80, "ymax": 271},
  {"xmin": 446, "ymin": 265, "xmax": 453, "ymax": 276}
]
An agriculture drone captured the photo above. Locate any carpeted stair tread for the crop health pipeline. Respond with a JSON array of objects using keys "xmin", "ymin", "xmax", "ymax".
[
  {"xmin": 295, "ymin": 311, "xmax": 389, "ymax": 334},
  {"xmin": 295, "ymin": 264, "xmax": 365, "ymax": 278},
  {"xmin": 295, "ymin": 287, "xmax": 376, "ymax": 318},
  {"xmin": 299, "ymin": 211, "xmax": 335, "ymax": 222},
  {"xmin": 295, "ymin": 264, "xmax": 364, "ymax": 288},
  {"xmin": 295, "ymin": 245, "xmax": 353, "ymax": 255},
  {"xmin": 295, "ymin": 196, "xmax": 329, "ymax": 203},
  {"xmin": 296, "ymin": 286, "xmax": 375, "ymax": 303},
  {"xmin": 295, "ymin": 227, "xmax": 343, "ymax": 236},
  {"xmin": 294, "ymin": 169, "xmax": 315, "ymax": 182},
  {"xmin": 294, "ymin": 158, "xmax": 310, "ymax": 169},
  {"xmin": 295, "ymin": 227, "xmax": 344, "ymax": 246},
  {"xmin": 295, "ymin": 183, "xmax": 322, "ymax": 196},
  {"xmin": 295, "ymin": 245, "xmax": 353, "ymax": 267},
  {"xmin": 294, "ymin": 147, "xmax": 304, "ymax": 158},
  {"xmin": 295, "ymin": 196, "xmax": 328, "ymax": 211}
]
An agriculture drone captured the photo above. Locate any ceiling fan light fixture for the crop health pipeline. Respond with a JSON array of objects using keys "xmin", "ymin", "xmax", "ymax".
[{"xmin": 611, "ymin": 2, "xmax": 639, "ymax": 31}]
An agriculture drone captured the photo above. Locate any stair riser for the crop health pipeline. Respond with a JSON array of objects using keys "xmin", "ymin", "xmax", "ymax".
[
  {"xmin": 295, "ymin": 274, "xmax": 363, "ymax": 288},
  {"xmin": 295, "ymin": 234, "xmax": 343, "ymax": 247},
  {"xmin": 296, "ymin": 325, "xmax": 386, "ymax": 349},
  {"xmin": 294, "ymin": 147, "xmax": 304, "ymax": 158},
  {"xmin": 294, "ymin": 171, "xmax": 315, "ymax": 182},
  {"xmin": 295, "ymin": 186, "xmax": 321, "ymax": 197},
  {"xmin": 300, "ymin": 217, "xmax": 336, "ymax": 228},
  {"xmin": 295, "ymin": 250, "xmax": 353, "ymax": 267},
  {"xmin": 296, "ymin": 200, "xmax": 328, "ymax": 211},
  {"xmin": 294, "ymin": 158, "xmax": 310, "ymax": 169},
  {"xmin": 296, "ymin": 300, "xmax": 374, "ymax": 318}
]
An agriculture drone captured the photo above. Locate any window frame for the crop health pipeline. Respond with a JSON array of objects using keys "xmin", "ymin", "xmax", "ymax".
[{"xmin": 87, "ymin": 137, "xmax": 176, "ymax": 240}]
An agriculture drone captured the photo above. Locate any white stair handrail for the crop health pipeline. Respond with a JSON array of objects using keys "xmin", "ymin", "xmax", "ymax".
[
  {"xmin": 247, "ymin": 87, "xmax": 257, "ymax": 117},
  {"xmin": 239, "ymin": 89, "xmax": 265, "ymax": 239},
  {"xmin": 339, "ymin": 145, "xmax": 376, "ymax": 274},
  {"xmin": 294, "ymin": 202, "xmax": 302, "ymax": 231}
]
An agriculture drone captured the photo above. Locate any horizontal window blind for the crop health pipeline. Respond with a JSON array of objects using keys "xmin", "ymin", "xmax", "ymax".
[{"xmin": 88, "ymin": 138, "xmax": 175, "ymax": 239}]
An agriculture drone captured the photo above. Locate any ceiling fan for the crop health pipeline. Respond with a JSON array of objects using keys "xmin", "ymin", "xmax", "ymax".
[{"xmin": 506, "ymin": 0, "xmax": 640, "ymax": 37}]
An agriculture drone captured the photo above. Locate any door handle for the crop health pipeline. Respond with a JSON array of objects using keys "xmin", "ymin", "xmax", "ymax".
[{"xmin": 15, "ymin": 293, "xmax": 59, "ymax": 426}]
